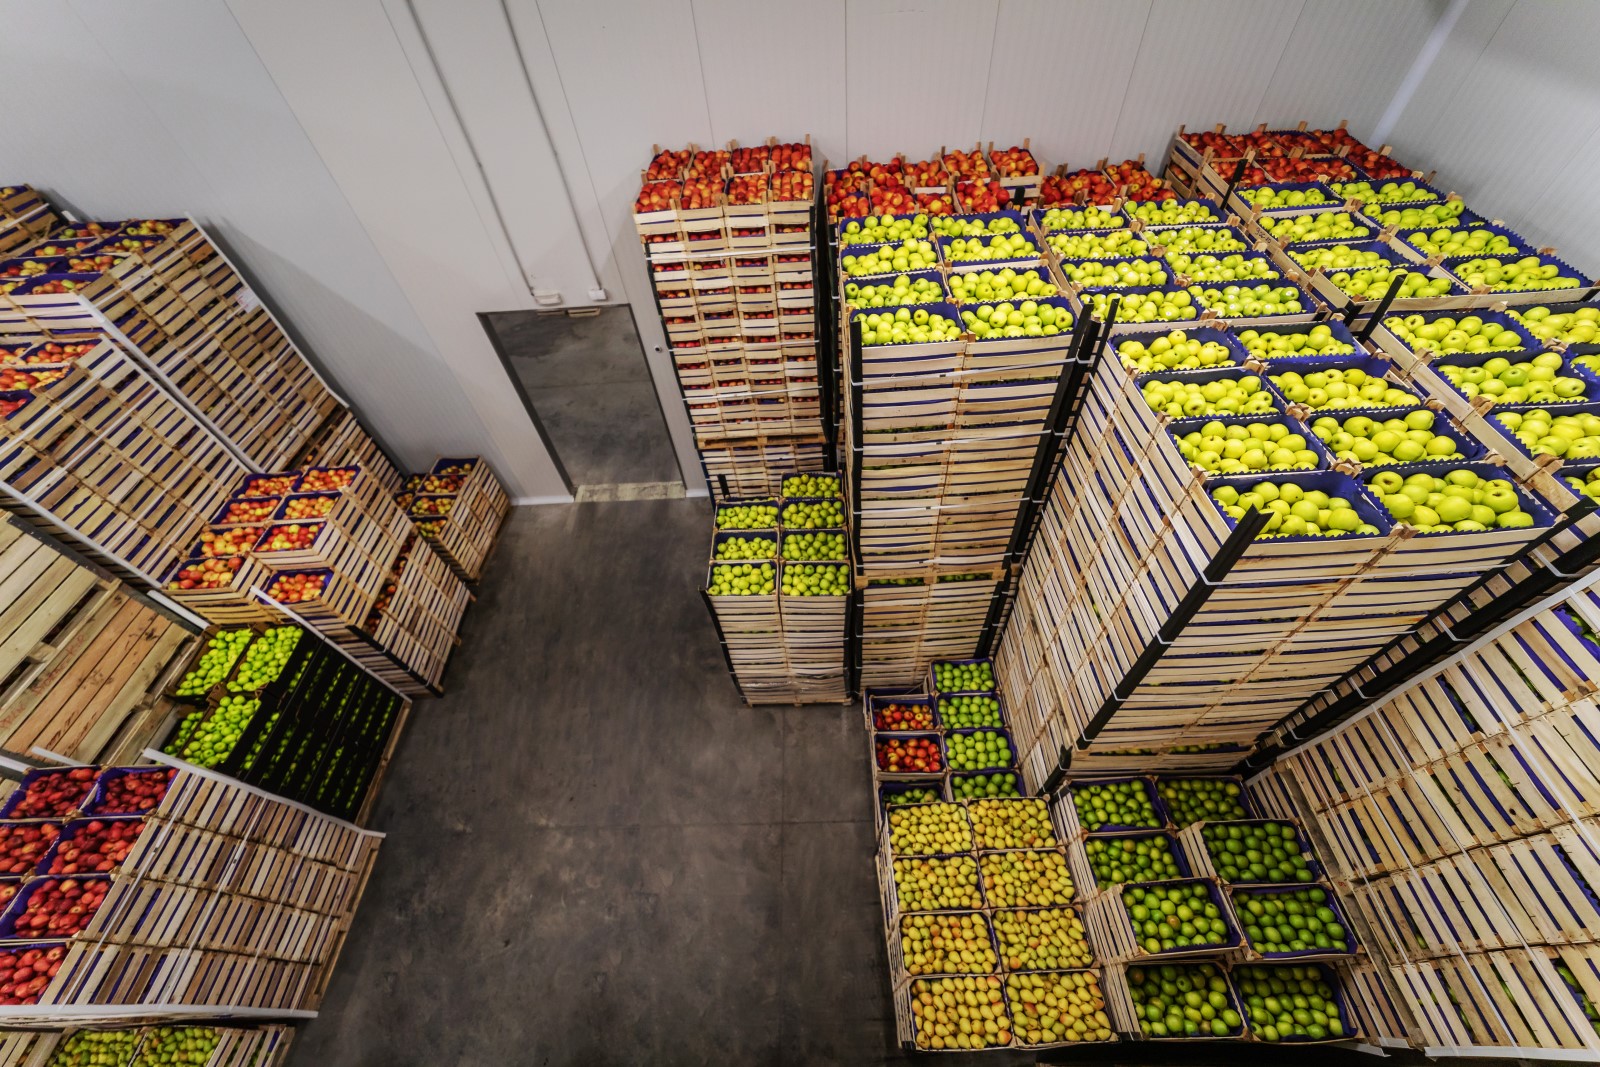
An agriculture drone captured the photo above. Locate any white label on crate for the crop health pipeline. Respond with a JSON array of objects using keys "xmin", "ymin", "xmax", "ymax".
[{"xmin": 237, "ymin": 287, "xmax": 262, "ymax": 313}]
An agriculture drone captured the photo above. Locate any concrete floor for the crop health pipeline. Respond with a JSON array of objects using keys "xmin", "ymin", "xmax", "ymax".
[
  {"xmin": 289, "ymin": 498, "xmax": 1027, "ymax": 1066},
  {"xmin": 486, "ymin": 309, "xmax": 681, "ymax": 491}
]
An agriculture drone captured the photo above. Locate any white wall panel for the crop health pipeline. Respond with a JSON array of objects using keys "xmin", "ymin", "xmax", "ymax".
[
  {"xmin": 1107, "ymin": 0, "xmax": 1306, "ymax": 162},
  {"xmin": 844, "ymin": 0, "xmax": 1000, "ymax": 161},
  {"xmin": 981, "ymin": 0, "xmax": 1152, "ymax": 173}
]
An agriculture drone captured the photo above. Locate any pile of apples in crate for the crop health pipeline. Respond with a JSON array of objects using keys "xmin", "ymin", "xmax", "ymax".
[{"xmin": 0, "ymin": 764, "xmax": 176, "ymax": 998}]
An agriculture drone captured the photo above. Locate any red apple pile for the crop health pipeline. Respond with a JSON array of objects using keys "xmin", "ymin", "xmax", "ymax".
[
  {"xmin": 0, "ymin": 823, "xmax": 60, "ymax": 875},
  {"xmin": 726, "ymin": 174, "xmax": 765, "ymax": 205},
  {"xmin": 771, "ymin": 142, "xmax": 811, "ymax": 172},
  {"xmin": 198, "ymin": 525, "xmax": 262, "ymax": 558},
  {"xmin": 221, "ymin": 497, "xmax": 277, "ymax": 523},
  {"xmin": 238, "ymin": 476, "xmax": 295, "ymax": 499},
  {"xmin": 46, "ymin": 819, "xmax": 143, "ymax": 875},
  {"xmin": 281, "ymin": 495, "xmax": 335, "ymax": 520},
  {"xmin": 877, "ymin": 737, "xmax": 943, "ymax": 773},
  {"xmin": 300, "ymin": 467, "xmax": 355, "ymax": 492},
  {"xmin": 0, "ymin": 944, "xmax": 64, "ymax": 1004},
  {"xmin": 169, "ymin": 557, "xmax": 243, "ymax": 590},
  {"xmin": 906, "ymin": 158, "xmax": 950, "ymax": 189},
  {"xmin": 266, "ymin": 572, "xmax": 326, "ymax": 603},
  {"xmin": 730, "ymin": 144, "xmax": 769, "ymax": 173},
  {"xmin": 645, "ymin": 149, "xmax": 689, "ymax": 182},
  {"xmin": 990, "ymin": 145, "xmax": 1039, "ymax": 177},
  {"xmin": 7, "ymin": 769, "xmax": 95, "ymax": 818},
  {"xmin": 88, "ymin": 769, "xmax": 173, "ymax": 815},
  {"xmin": 874, "ymin": 702, "xmax": 935, "ymax": 731},
  {"xmin": 256, "ymin": 522, "xmax": 320, "ymax": 552},
  {"xmin": 10, "ymin": 877, "xmax": 110, "ymax": 938}
]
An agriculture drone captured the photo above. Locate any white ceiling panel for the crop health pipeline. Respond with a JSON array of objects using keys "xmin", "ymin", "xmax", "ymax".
[
  {"xmin": 1108, "ymin": 0, "xmax": 1306, "ymax": 162},
  {"xmin": 693, "ymin": 0, "xmax": 848, "ymax": 165},
  {"xmin": 980, "ymin": 0, "xmax": 1153, "ymax": 173},
  {"xmin": 844, "ymin": 0, "xmax": 1000, "ymax": 161}
]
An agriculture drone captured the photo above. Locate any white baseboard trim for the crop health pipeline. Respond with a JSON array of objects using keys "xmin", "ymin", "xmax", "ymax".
[{"xmin": 512, "ymin": 495, "xmax": 576, "ymax": 506}]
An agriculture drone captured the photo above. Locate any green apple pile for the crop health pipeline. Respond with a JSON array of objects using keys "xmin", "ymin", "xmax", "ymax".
[
  {"xmin": 1311, "ymin": 410, "xmax": 1462, "ymax": 465},
  {"xmin": 175, "ymin": 629, "xmax": 252, "ymax": 697},
  {"xmin": 782, "ymin": 473, "xmax": 838, "ymax": 496},
  {"xmin": 1236, "ymin": 325, "xmax": 1354, "ymax": 360},
  {"xmin": 843, "ymin": 274, "xmax": 944, "ymax": 308},
  {"xmin": 901, "ymin": 912, "xmax": 997, "ymax": 975},
  {"xmin": 939, "ymin": 694, "xmax": 1003, "ymax": 728},
  {"xmin": 707, "ymin": 562, "xmax": 775, "ymax": 595},
  {"xmin": 994, "ymin": 907, "xmax": 1092, "ymax": 971},
  {"xmin": 1071, "ymin": 780, "xmax": 1160, "ymax": 830},
  {"xmin": 1085, "ymin": 834, "xmax": 1183, "ymax": 886},
  {"xmin": 1118, "ymin": 330, "xmax": 1236, "ymax": 372},
  {"xmin": 1168, "ymin": 252, "xmax": 1279, "ymax": 283},
  {"xmin": 1173, "ymin": 420, "xmax": 1319, "ymax": 475},
  {"xmin": 961, "ymin": 300, "xmax": 1071, "ymax": 339},
  {"xmin": 980, "ymin": 849, "xmax": 1075, "ymax": 907},
  {"xmin": 933, "ymin": 215, "xmax": 1021, "ymax": 238},
  {"xmin": 1405, "ymin": 227, "xmax": 1522, "ymax": 258},
  {"xmin": 946, "ymin": 267, "xmax": 1058, "ymax": 303},
  {"xmin": 839, "ymin": 213, "xmax": 930, "ymax": 246},
  {"xmin": 1039, "ymin": 206, "xmax": 1124, "ymax": 231},
  {"xmin": 1149, "ymin": 226, "xmax": 1248, "ymax": 253},
  {"xmin": 227, "ymin": 626, "xmax": 301, "ymax": 692},
  {"xmin": 46, "ymin": 1030, "xmax": 140, "ymax": 1067},
  {"xmin": 1156, "ymin": 778, "xmax": 1249, "ymax": 825},
  {"xmin": 1087, "ymin": 289, "xmax": 1197, "ymax": 323},
  {"xmin": 1262, "ymin": 211, "xmax": 1372, "ymax": 243},
  {"xmin": 1211, "ymin": 481, "xmax": 1379, "ymax": 538},
  {"xmin": 1201, "ymin": 821, "xmax": 1312, "ymax": 883},
  {"xmin": 1383, "ymin": 312, "xmax": 1529, "ymax": 354},
  {"xmin": 780, "ymin": 500, "xmax": 843, "ymax": 529},
  {"xmin": 1234, "ymin": 964, "xmax": 1348, "ymax": 1041},
  {"xmin": 1234, "ymin": 886, "xmax": 1350, "ymax": 954},
  {"xmin": 841, "ymin": 239, "xmax": 936, "ymax": 276},
  {"xmin": 935, "ymin": 660, "xmax": 994, "ymax": 691},
  {"xmin": 1565, "ymin": 468, "xmax": 1600, "ymax": 503},
  {"xmin": 1121, "ymin": 882, "xmax": 1233, "ymax": 953},
  {"xmin": 178, "ymin": 694, "xmax": 261, "ymax": 768},
  {"xmin": 1186, "ymin": 282, "xmax": 1305, "ymax": 317},
  {"xmin": 910, "ymin": 975, "xmax": 1012, "ymax": 1050},
  {"xmin": 887, "ymin": 786, "xmax": 942, "ymax": 809},
  {"xmin": 1333, "ymin": 179, "xmax": 1437, "ymax": 205},
  {"xmin": 1141, "ymin": 374, "xmax": 1276, "ymax": 418},
  {"xmin": 1047, "ymin": 230, "xmax": 1147, "ymax": 259},
  {"xmin": 1496, "ymin": 409, "xmax": 1600, "ymax": 458},
  {"xmin": 889, "ymin": 802, "xmax": 973, "ymax": 855},
  {"xmin": 894, "ymin": 855, "xmax": 983, "ymax": 911},
  {"xmin": 1270, "ymin": 366, "xmax": 1419, "ymax": 410},
  {"xmin": 1241, "ymin": 186, "xmax": 1329, "ymax": 210},
  {"xmin": 953, "ymin": 772, "xmax": 1022, "ymax": 800},
  {"xmin": 1373, "ymin": 201, "xmax": 1467, "ymax": 231},
  {"xmin": 781, "ymin": 531, "xmax": 844, "ymax": 560},
  {"xmin": 948, "ymin": 729, "xmax": 1011, "ymax": 770},
  {"xmin": 1369, "ymin": 469, "xmax": 1534, "ymax": 532},
  {"xmin": 1061, "ymin": 258, "xmax": 1168, "ymax": 288},
  {"xmin": 1130, "ymin": 199, "xmax": 1220, "ymax": 226},
  {"xmin": 1437, "ymin": 352, "xmax": 1585, "ymax": 404},
  {"xmin": 1126, "ymin": 963, "xmax": 1244, "ymax": 1038},
  {"xmin": 781, "ymin": 562, "xmax": 848, "ymax": 595},
  {"xmin": 945, "ymin": 233, "xmax": 1038, "ymax": 264},
  {"xmin": 1454, "ymin": 255, "xmax": 1584, "ymax": 291},
  {"xmin": 969, "ymin": 798, "xmax": 1058, "ymax": 850},
  {"xmin": 1512, "ymin": 304, "xmax": 1600, "ymax": 345},
  {"xmin": 1008, "ymin": 971, "xmax": 1113, "ymax": 1045},
  {"xmin": 135, "ymin": 1027, "xmax": 222, "ymax": 1066},
  {"xmin": 857, "ymin": 307, "xmax": 961, "ymax": 345},
  {"xmin": 716, "ymin": 502, "xmax": 777, "ymax": 528}
]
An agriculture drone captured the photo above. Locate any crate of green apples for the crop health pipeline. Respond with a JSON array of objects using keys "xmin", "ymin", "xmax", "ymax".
[
  {"xmin": 1178, "ymin": 819, "xmax": 1320, "ymax": 885},
  {"xmin": 1067, "ymin": 778, "xmax": 1165, "ymax": 834},
  {"xmin": 1107, "ymin": 961, "xmax": 1247, "ymax": 1039},
  {"xmin": 1086, "ymin": 877, "xmax": 1242, "ymax": 962},
  {"xmin": 1231, "ymin": 884, "xmax": 1356, "ymax": 959},
  {"xmin": 1230, "ymin": 962, "xmax": 1358, "ymax": 1042},
  {"xmin": 1153, "ymin": 776, "xmax": 1253, "ymax": 826},
  {"xmin": 1083, "ymin": 832, "xmax": 1190, "ymax": 890}
]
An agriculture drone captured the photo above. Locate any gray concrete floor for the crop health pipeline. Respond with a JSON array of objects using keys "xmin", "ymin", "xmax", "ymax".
[
  {"xmin": 289, "ymin": 499, "xmax": 1027, "ymax": 1066},
  {"xmin": 486, "ymin": 309, "xmax": 682, "ymax": 491}
]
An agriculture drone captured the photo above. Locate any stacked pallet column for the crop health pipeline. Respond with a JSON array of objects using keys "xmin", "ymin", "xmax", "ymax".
[{"xmin": 635, "ymin": 141, "xmax": 827, "ymax": 501}]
